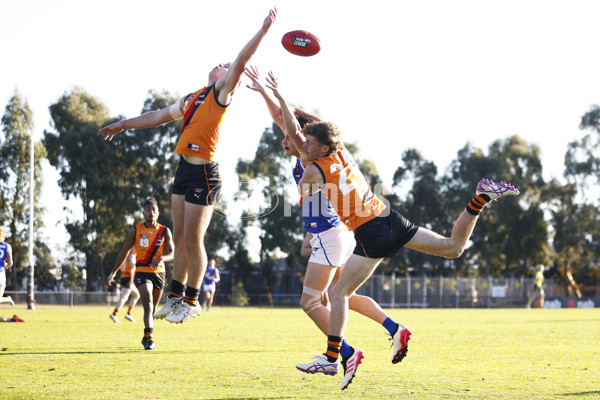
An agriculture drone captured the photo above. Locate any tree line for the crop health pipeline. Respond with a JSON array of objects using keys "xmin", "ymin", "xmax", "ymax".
[{"xmin": 1, "ymin": 88, "xmax": 599, "ymax": 298}]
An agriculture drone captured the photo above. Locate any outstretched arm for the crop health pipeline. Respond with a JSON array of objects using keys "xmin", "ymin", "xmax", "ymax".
[
  {"xmin": 265, "ymin": 72, "xmax": 310, "ymax": 160},
  {"xmin": 98, "ymin": 97, "xmax": 183, "ymax": 141},
  {"xmin": 245, "ymin": 66, "xmax": 284, "ymax": 129},
  {"xmin": 215, "ymin": 8, "xmax": 277, "ymax": 105},
  {"xmin": 107, "ymin": 227, "xmax": 136, "ymax": 286},
  {"xmin": 245, "ymin": 66, "xmax": 323, "ymax": 132}
]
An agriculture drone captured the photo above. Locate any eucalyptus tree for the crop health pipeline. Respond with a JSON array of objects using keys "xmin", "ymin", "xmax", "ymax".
[
  {"xmin": 43, "ymin": 88, "xmax": 190, "ymax": 290},
  {"xmin": 443, "ymin": 135, "xmax": 547, "ymax": 277},
  {"xmin": 0, "ymin": 90, "xmax": 48, "ymax": 290},
  {"xmin": 235, "ymin": 122, "xmax": 304, "ymax": 305}
]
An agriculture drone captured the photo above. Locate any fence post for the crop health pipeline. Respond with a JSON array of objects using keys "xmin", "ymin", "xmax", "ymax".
[
  {"xmin": 407, "ymin": 274, "xmax": 411, "ymax": 307},
  {"xmin": 456, "ymin": 279, "xmax": 460, "ymax": 308},
  {"xmin": 423, "ymin": 275, "xmax": 427, "ymax": 308},
  {"xmin": 391, "ymin": 271, "xmax": 396, "ymax": 309}
]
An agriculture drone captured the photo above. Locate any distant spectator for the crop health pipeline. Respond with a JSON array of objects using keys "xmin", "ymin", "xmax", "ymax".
[
  {"xmin": 0, "ymin": 227, "xmax": 14, "ymax": 307},
  {"xmin": 202, "ymin": 259, "xmax": 220, "ymax": 311},
  {"xmin": 527, "ymin": 264, "xmax": 545, "ymax": 308}
]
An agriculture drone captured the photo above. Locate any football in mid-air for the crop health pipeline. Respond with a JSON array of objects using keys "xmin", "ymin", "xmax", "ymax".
[{"xmin": 281, "ymin": 30, "xmax": 321, "ymax": 57}]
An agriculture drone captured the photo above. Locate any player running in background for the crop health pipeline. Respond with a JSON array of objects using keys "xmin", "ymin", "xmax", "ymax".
[
  {"xmin": 109, "ymin": 247, "xmax": 140, "ymax": 323},
  {"xmin": 527, "ymin": 264, "xmax": 545, "ymax": 308},
  {"xmin": 245, "ymin": 67, "xmax": 411, "ymax": 390},
  {"xmin": 98, "ymin": 8, "xmax": 277, "ymax": 324},
  {"xmin": 202, "ymin": 259, "xmax": 220, "ymax": 311},
  {"xmin": 0, "ymin": 227, "xmax": 14, "ymax": 307},
  {"xmin": 267, "ymin": 72, "xmax": 520, "ymax": 389},
  {"xmin": 107, "ymin": 198, "xmax": 174, "ymax": 350}
]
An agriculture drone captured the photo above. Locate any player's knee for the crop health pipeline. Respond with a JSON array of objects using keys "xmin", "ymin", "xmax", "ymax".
[{"xmin": 301, "ymin": 286, "xmax": 323, "ymax": 314}]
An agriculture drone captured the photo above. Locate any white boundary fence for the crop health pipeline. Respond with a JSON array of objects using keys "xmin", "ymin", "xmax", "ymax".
[{"xmin": 3, "ymin": 275, "xmax": 563, "ymax": 308}]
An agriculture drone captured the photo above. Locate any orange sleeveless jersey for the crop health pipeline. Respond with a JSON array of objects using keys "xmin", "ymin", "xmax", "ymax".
[
  {"xmin": 312, "ymin": 146, "xmax": 387, "ymax": 231},
  {"xmin": 119, "ymin": 248, "xmax": 136, "ymax": 278},
  {"xmin": 174, "ymin": 84, "xmax": 229, "ymax": 161},
  {"xmin": 134, "ymin": 223, "xmax": 168, "ymax": 273}
]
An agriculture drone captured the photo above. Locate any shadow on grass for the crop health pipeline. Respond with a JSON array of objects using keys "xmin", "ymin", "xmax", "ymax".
[
  {"xmin": 0, "ymin": 350, "xmax": 142, "ymax": 356},
  {"xmin": 563, "ymin": 391, "xmax": 600, "ymax": 396}
]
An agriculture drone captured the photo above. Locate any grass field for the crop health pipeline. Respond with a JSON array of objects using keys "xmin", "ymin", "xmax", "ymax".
[{"xmin": 0, "ymin": 305, "xmax": 598, "ymax": 399}]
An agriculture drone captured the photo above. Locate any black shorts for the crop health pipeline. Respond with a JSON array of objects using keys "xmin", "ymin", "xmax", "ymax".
[
  {"xmin": 172, "ymin": 156, "xmax": 222, "ymax": 206},
  {"xmin": 120, "ymin": 276, "xmax": 132, "ymax": 289},
  {"xmin": 134, "ymin": 272, "xmax": 166, "ymax": 291},
  {"xmin": 353, "ymin": 209, "xmax": 419, "ymax": 258}
]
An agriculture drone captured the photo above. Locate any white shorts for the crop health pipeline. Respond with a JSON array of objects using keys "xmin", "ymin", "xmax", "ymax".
[
  {"xmin": 0, "ymin": 270, "xmax": 5, "ymax": 287},
  {"xmin": 308, "ymin": 225, "xmax": 355, "ymax": 266},
  {"xmin": 202, "ymin": 283, "xmax": 216, "ymax": 293}
]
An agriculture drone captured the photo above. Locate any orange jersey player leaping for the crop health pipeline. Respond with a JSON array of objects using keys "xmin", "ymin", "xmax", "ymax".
[
  {"xmin": 98, "ymin": 8, "xmax": 277, "ymax": 324},
  {"xmin": 266, "ymin": 71, "xmax": 520, "ymax": 390}
]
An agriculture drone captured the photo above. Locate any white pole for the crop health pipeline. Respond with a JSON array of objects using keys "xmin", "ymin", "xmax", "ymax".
[{"xmin": 27, "ymin": 135, "xmax": 35, "ymax": 310}]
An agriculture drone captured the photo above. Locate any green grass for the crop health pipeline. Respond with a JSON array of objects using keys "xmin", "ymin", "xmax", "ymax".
[{"xmin": 0, "ymin": 305, "xmax": 598, "ymax": 399}]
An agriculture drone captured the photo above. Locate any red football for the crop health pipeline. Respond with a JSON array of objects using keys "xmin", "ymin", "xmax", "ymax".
[{"xmin": 281, "ymin": 30, "xmax": 321, "ymax": 57}]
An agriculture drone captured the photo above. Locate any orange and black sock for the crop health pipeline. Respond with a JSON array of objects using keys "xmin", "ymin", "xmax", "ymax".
[
  {"xmin": 143, "ymin": 328, "xmax": 153, "ymax": 341},
  {"xmin": 168, "ymin": 279, "xmax": 186, "ymax": 299},
  {"xmin": 112, "ymin": 308, "xmax": 118, "ymax": 315},
  {"xmin": 183, "ymin": 287, "xmax": 200, "ymax": 307},
  {"xmin": 466, "ymin": 193, "xmax": 491, "ymax": 216},
  {"xmin": 127, "ymin": 306, "xmax": 133, "ymax": 314},
  {"xmin": 325, "ymin": 335, "xmax": 343, "ymax": 363}
]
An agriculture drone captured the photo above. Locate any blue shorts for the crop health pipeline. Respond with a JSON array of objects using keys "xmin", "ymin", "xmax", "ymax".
[{"xmin": 353, "ymin": 209, "xmax": 419, "ymax": 259}]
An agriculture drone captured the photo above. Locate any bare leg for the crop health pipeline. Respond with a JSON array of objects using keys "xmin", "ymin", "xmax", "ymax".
[
  {"xmin": 183, "ymin": 202, "xmax": 214, "ymax": 289},
  {"xmin": 329, "ymin": 255, "xmax": 383, "ymax": 337},
  {"xmin": 303, "ymin": 262, "xmax": 392, "ymax": 336},
  {"xmin": 331, "ymin": 266, "xmax": 390, "ymax": 324},
  {"xmin": 300, "ymin": 262, "xmax": 338, "ymax": 336},
  {"xmin": 152, "ymin": 287, "xmax": 164, "ymax": 312},
  {"xmin": 207, "ymin": 290, "xmax": 215, "ymax": 309},
  {"xmin": 171, "ymin": 194, "xmax": 189, "ymax": 284},
  {"xmin": 137, "ymin": 282, "xmax": 154, "ymax": 330},
  {"xmin": 115, "ymin": 287, "xmax": 132, "ymax": 312},
  {"xmin": 405, "ymin": 211, "xmax": 478, "ymax": 258},
  {"xmin": 127, "ymin": 284, "xmax": 140, "ymax": 308}
]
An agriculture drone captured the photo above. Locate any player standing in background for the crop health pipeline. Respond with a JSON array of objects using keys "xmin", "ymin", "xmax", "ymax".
[
  {"xmin": 109, "ymin": 247, "xmax": 140, "ymax": 323},
  {"xmin": 202, "ymin": 259, "xmax": 220, "ymax": 311},
  {"xmin": 107, "ymin": 198, "xmax": 174, "ymax": 350},
  {"xmin": 527, "ymin": 264, "xmax": 545, "ymax": 308},
  {"xmin": 245, "ymin": 67, "xmax": 412, "ymax": 390},
  {"xmin": 267, "ymin": 73, "xmax": 520, "ymax": 389},
  {"xmin": 98, "ymin": 8, "xmax": 277, "ymax": 324},
  {"xmin": 0, "ymin": 227, "xmax": 14, "ymax": 307}
]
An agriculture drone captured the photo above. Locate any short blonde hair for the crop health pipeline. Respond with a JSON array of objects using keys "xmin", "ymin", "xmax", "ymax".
[{"xmin": 0, "ymin": 227, "xmax": 5, "ymax": 242}]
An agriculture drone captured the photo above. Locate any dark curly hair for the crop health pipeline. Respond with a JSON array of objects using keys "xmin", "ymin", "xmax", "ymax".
[{"xmin": 302, "ymin": 121, "xmax": 343, "ymax": 156}]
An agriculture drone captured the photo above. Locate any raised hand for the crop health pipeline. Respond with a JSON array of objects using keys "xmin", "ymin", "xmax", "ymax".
[
  {"xmin": 98, "ymin": 121, "xmax": 125, "ymax": 141},
  {"xmin": 263, "ymin": 8, "xmax": 277, "ymax": 32},
  {"xmin": 244, "ymin": 66, "xmax": 265, "ymax": 93}
]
